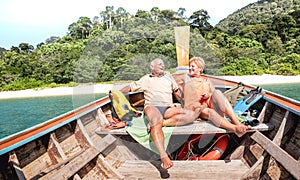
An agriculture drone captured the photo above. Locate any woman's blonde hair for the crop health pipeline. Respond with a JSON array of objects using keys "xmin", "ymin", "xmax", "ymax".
[{"xmin": 189, "ymin": 57, "xmax": 205, "ymax": 73}]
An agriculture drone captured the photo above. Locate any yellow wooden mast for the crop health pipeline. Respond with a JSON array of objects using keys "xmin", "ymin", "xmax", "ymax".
[{"xmin": 174, "ymin": 26, "xmax": 190, "ymax": 73}]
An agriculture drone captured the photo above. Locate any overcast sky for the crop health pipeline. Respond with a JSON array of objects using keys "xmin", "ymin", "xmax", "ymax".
[{"xmin": 0, "ymin": 0, "xmax": 257, "ymax": 49}]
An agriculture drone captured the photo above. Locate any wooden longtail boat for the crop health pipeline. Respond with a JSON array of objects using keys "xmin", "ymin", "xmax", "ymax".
[{"xmin": 1, "ymin": 27, "xmax": 300, "ymax": 180}]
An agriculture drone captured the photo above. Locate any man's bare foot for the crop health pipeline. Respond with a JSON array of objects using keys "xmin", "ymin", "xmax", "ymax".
[
  {"xmin": 235, "ymin": 124, "xmax": 251, "ymax": 137},
  {"xmin": 161, "ymin": 156, "xmax": 173, "ymax": 170}
]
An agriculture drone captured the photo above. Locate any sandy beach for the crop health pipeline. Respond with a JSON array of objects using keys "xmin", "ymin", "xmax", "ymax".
[
  {"xmin": 0, "ymin": 74, "xmax": 299, "ymax": 100},
  {"xmin": 221, "ymin": 74, "xmax": 300, "ymax": 86}
]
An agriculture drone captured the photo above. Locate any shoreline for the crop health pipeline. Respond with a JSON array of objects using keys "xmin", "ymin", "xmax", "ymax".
[{"xmin": 1, "ymin": 74, "xmax": 299, "ymax": 100}]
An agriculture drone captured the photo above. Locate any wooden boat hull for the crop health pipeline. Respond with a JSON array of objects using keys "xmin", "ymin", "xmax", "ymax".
[{"xmin": 0, "ymin": 77, "xmax": 299, "ymax": 180}]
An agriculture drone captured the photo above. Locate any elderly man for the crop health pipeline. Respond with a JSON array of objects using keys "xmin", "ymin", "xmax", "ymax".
[{"xmin": 121, "ymin": 58, "xmax": 200, "ymax": 170}]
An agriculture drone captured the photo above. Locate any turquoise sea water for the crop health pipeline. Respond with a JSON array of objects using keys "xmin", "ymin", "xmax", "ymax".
[
  {"xmin": 0, "ymin": 94, "xmax": 105, "ymax": 139},
  {"xmin": 260, "ymin": 83, "xmax": 300, "ymax": 101},
  {"xmin": 0, "ymin": 84, "xmax": 299, "ymax": 139}
]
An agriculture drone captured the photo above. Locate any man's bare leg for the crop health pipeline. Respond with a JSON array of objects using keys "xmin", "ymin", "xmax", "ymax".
[{"xmin": 144, "ymin": 106, "xmax": 173, "ymax": 169}]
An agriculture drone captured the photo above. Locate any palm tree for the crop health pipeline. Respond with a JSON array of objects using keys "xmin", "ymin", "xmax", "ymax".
[
  {"xmin": 77, "ymin": 16, "xmax": 93, "ymax": 39},
  {"xmin": 177, "ymin": 7, "xmax": 187, "ymax": 21},
  {"xmin": 106, "ymin": 6, "xmax": 114, "ymax": 30},
  {"xmin": 150, "ymin": 7, "xmax": 160, "ymax": 22},
  {"xmin": 116, "ymin": 7, "xmax": 128, "ymax": 28}
]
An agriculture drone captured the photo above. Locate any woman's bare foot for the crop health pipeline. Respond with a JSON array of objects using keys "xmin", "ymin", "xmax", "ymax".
[
  {"xmin": 235, "ymin": 124, "xmax": 251, "ymax": 137},
  {"xmin": 105, "ymin": 114, "xmax": 116, "ymax": 124},
  {"xmin": 161, "ymin": 156, "xmax": 173, "ymax": 170}
]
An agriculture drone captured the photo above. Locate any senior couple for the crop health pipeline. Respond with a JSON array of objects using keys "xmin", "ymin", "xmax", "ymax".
[{"xmin": 120, "ymin": 57, "xmax": 250, "ymax": 170}]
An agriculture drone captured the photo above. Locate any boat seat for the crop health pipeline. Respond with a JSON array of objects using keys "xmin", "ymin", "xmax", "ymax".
[
  {"xmin": 117, "ymin": 159, "xmax": 249, "ymax": 179},
  {"xmin": 95, "ymin": 120, "xmax": 274, "ymax": 135}
]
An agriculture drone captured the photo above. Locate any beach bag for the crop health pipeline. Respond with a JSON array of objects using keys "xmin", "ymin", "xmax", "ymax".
[
  {"xmin": 109, "ymin": 89, "xmax": 139, "ymax": 123},
  {"xmin": 223, "ymin": 82, "xmax": 248, "ymax": 107}
]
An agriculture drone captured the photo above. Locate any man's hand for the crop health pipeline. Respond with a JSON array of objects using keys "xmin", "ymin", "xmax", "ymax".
[
  {"xmin": 171, "ymin": 103, "xmax": 182, "ymax": 108},
  {"xmin": 174, "ymin": 88, "xmax": 183, "ymax": 102}
]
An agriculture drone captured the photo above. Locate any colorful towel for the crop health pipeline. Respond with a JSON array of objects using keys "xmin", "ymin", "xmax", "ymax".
[{"xmin": 126, "ymin": 114, "xmax": 175, "ymax": 154}]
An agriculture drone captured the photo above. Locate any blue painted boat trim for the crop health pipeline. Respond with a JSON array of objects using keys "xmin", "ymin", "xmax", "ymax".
[{"xmin": 263, "ymin": 96, "xmax": 300, "ymax": 116}]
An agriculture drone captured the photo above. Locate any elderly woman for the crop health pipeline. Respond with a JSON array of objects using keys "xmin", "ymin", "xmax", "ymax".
[{"xmin": 183, "ymin": 57, "xmax": 250, "ymax": 137}]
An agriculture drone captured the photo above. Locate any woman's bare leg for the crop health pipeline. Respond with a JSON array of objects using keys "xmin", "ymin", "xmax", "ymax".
[
  {"xmin": 200, "ymin": 108, "xmax": 249, "ymax": 137},
  {"xmin": 211, "ymin": 90, "xmax": 241, "ymax": 125}
]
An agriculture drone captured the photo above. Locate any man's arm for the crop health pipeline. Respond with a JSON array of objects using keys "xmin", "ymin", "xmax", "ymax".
[{"xmin": 120, "ymin": 84, "xmax": 131, "ymax": 93}]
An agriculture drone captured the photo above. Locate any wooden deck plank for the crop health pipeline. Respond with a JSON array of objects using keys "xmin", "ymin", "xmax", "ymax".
[
  {"xmin": 117, "ymin": 160, "xmax": 249, "ymax": 179},
  {"xmin": 95, "ymin": 121, "xmax": 274, "ymax": 135},
  {"xmin": 242, "ymin": 110, "xmax": 289, "ymax": 179},
  {"xmin": 95, "ymin": 126, "xmax": 128, "ymax": 135},
  {"xmin": 48, "ymin": 147, "xmax": 99, "ymax": 180},
  {"xmin": 9, "ymin": 151, "xmax": 26, "ymax": 180},
  {"xmin": 250, "ymin": 131, "xmax": 300, "ymax": 180},
  {"xmin": 45, "ymin": 134, "xmax": 119, "ymax": 180},
  {"xmin": 171, "ymin": 121, "xmax": 274, "ymax": 135},
  {"xmin": 77, "ymin": 119, "xmax": 95, "ymax": 147}
]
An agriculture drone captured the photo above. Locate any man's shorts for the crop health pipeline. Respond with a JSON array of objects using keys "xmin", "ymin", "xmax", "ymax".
[{"xmin": 154, "ymin": 106, "xmax": 171, "ymax": 117}]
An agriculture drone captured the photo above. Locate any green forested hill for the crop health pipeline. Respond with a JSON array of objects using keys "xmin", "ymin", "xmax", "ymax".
[
  {"xmin": 0, "ymin": 4, "xmax": 299, "ymax": 91},
  {"xmin": 216, "ymin": 0, "xmax": 300, "ymax": 34}
]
